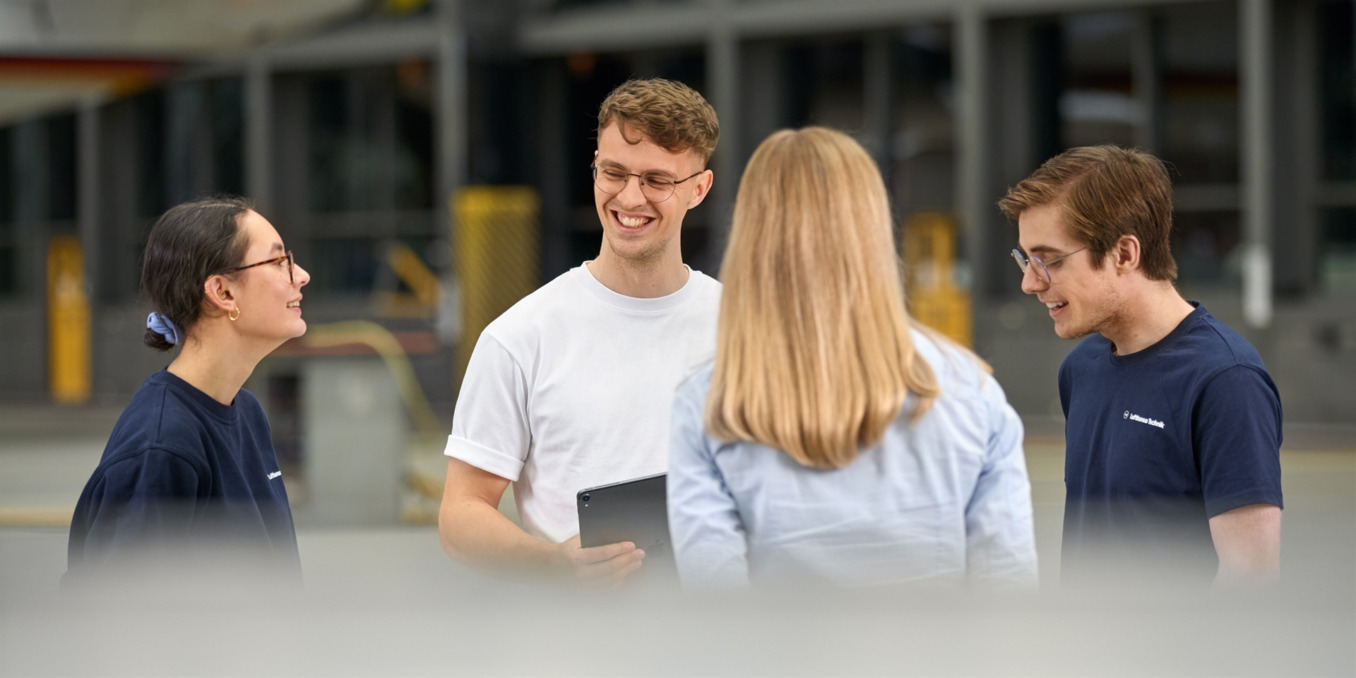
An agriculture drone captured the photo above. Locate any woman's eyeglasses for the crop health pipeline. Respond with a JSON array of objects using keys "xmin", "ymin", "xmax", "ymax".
[{"xmin": 232, "ymin": 250, "xmax": 294, "ymax": 283}]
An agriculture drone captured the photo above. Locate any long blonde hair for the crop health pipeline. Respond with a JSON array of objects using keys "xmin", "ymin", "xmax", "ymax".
[{"xmin": 706, "ymin": 127, "xmax": 940, "ymax": 470}]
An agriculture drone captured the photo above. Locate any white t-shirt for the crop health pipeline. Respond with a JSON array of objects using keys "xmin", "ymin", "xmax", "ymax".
[{"xmin": 445, "ymin": 263, "xmax": 722, "ymax": 543}]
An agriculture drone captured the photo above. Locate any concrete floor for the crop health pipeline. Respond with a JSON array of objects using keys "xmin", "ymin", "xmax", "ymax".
[{"xmin": 1, "ymin": 405, "xmax": 1353, "ymax": 676}]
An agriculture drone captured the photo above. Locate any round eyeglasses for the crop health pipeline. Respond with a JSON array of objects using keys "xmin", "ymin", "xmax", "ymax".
[
  {"xmin": 1011, "ymin": 247, "xmax": 1086, "ymax": 284},
  {"xmin": 232, "ymin": 250, "xmax": 295, "ymax": 283},
  {"xmin": 591, "ymin": 164, "xmax": 702, "ymax": 203}
]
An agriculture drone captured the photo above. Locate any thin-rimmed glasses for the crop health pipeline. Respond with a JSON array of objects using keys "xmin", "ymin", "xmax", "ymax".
[
  {"xmin": 1011, "ymin": 247, "xmax": 1085, "ymax": 284},
  {"xmin": 591, "ymin": 163, "xmax": 702, "ymax": 203}
]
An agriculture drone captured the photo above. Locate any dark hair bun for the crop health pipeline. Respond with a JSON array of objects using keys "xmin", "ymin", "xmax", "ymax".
[{"xmin": 143, "ymin": 327, "xmax": 174, "ymax": 352}]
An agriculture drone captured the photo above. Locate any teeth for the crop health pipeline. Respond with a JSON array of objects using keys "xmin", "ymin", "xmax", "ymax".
[
  {"xmin": 1046, "ymin": 302, "xmax": 1065, "ymax": 309},
  {"xmin": 287, "ymin": 302, "xmax": 300, "ymax": 308},
  {"xmin": 618, "ymin": 215, "xmax": 650, "ymax": 227}
]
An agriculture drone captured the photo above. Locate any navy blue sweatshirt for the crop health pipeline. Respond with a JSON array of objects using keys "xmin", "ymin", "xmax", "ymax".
[{"xmin": 64, "ymin": 370, "xmax": 300, "ymax": 587}]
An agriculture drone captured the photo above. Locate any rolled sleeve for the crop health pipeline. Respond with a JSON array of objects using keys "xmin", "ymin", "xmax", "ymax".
[
  {"xmin": 444, "ymin": 435, "xmax": 523, "ymax": 482},
  {"xmin": 446, "ymin": 332, "xmax": 531, "ymax": 482}
]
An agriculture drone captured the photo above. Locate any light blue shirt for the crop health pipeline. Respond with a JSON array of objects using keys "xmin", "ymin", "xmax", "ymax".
[{"xmin": 667, "ymin": 329, "xmax": 1038, "ymax": 590}]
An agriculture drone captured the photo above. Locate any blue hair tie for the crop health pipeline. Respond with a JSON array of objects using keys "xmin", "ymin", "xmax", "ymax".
[{"xmin": 147, "ymin": 312, "xmax": 182, "ymax": 346}]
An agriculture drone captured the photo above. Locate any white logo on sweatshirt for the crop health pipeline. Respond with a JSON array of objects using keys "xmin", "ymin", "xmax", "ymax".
[
  {"xmin": 1126, "ymin": 412, "xmax": 1165, "ymax": 429},
  {"xmin": 267, "ymin": 471, "xmax": 283, "ymax": 480}
]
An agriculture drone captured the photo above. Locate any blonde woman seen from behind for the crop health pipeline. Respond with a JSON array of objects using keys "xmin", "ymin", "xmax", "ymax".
[{"xmin": 667, "ymin": 127, "xmax": 1038, "ymax": 590}]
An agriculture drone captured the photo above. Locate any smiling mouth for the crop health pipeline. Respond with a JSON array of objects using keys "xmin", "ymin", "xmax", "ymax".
[
  {"xmin": 287, "ymin": 300, "xmax": 301, "ymax": 309},
  {"xmin": 614, "ymin": 211, "xmax": 654, "ymax": 228},
  {"xmin": 1045, "ymin": 301, "xmax": 1067, "ymax": 312}
]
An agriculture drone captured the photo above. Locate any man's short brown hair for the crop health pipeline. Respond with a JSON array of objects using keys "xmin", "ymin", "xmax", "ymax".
[
  {"xmin": 596, "ymin": 78, "xmax": 719, "ymax": 167},
  {"xmin": 998, "ymin": 145, "xmax": 1178, "ymax": 282}
]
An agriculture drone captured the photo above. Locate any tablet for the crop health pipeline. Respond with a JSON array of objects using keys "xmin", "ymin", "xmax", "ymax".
[{"xmin": 576, "ymin": 472, "xmax": 675, "ymax": 576}]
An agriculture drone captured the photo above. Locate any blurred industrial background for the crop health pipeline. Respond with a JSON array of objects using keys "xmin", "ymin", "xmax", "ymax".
[
  {"xmin": 2, "ymin": 0, "xmax": 1353, "ymax": 418},
  {"xmin": 0, "ymin": 2, "xmax": 1353, "ymax": 674}
]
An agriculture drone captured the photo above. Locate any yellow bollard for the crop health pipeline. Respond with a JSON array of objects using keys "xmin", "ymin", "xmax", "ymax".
[
  {"xmin": 903, "ymin": 213, "xmax": 973, "ymax": 348},
  {"xmin": 47, "ymin": 235, "xmax": 92, "ymax": 404},
  {"xmin": 452, "ymin": 186, "xmax": 541, "ymax": 384}
]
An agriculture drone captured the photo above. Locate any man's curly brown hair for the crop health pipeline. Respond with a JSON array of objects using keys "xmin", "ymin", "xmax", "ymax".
[{"xmin": 596, "ymin": 78, "xmax": 719, "ymax": 167}]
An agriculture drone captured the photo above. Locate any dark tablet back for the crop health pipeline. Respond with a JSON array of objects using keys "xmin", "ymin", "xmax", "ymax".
[{"xmin": 577, "ymin": 472, "xmax": 676, "ymax": 579}]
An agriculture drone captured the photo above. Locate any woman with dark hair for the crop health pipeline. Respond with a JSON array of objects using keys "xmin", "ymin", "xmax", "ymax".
[{"xmin": 64, "ymin": 197, "xmax": 310, "ymax": 588}]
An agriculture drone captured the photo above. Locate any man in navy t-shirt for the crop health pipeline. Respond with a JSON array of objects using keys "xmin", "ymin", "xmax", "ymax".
[{"xmin": 999, "ymin": 145, "xmax": 1283, "ymax": 587}]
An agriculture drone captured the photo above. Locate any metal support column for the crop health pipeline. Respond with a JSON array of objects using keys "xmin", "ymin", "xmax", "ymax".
[
  {"xmin": 955, "ymin": 5, "xmax": 990, "ymax": 295},
  {"xmin": 246, "ymin": 56, "xmax": 273, "ymax": 213},
  {"xmin": 437, "ymin": 0, "xmax": 469, "ymax": 393},
  {"xmin": 1272, "ymin": 0, "xmax": 1319, "ymax": 296},
  {"xmin": 537, "ymin": 63, "xmax": 570, "ymax": 280},
  {"xmin": 1131, "ymin": 11, "xmax": 1161, "ymax": 152},
  {"xmin": 706, "ymin": 0, "xmax": 739, "ymax": 259},
  {"xmin": 437, "ymin": 0, "xmax": 468, "ymax": 215},
  {"xmin": 1241, "ymin": 0, "xmax": 1273, "ymax": 328},
  {"xmin": 77, "ymin": 99, "xmax": 100, "ymax": 298},
  {"xmin": 864, "ymin": 31, "xmax": 893, "ymax": 189},
  {"xmin": 164, "ymin": 82, "xmax": 206, "ymax": 205},
  {"xmin": 14, "ymin": 120, "xmax": 47, "ymax": 294}
]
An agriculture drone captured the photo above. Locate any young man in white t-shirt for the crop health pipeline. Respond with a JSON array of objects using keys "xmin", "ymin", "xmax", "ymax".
[{"xmin": 437, "ymin": 78, "xmax": 722, "ymax": 585}]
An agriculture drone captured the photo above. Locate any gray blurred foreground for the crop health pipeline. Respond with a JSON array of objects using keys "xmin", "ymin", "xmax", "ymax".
[{"xmin": 1, "ymin": 406, "xmax": 1352, "ymax": 676}]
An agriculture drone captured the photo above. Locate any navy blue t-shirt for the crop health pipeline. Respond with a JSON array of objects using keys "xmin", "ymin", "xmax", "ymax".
[
  {"xmin": 64, "ymin": 370, "xmax": 300, "ymax": 587},
  {"xmin": 1058, "ymin": 304, "xmax": 1283, "ymax": 585}
]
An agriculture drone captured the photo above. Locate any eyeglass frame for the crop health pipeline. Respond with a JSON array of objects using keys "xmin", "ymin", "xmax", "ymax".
[
  {"xmin": 1011, "ymin": 247, "xmax": 1087, "ymax": 284},
  {"xmin": 231, "ymin": 250, "xmax": 294, "ymax": 283},
  {"xmin": 590, "ymin": 163, "xmax": 704, "ymax": 203}
]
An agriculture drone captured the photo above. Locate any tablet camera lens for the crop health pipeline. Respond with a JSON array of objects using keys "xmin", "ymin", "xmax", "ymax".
[{"xmin": 581, "ymin": 494, "xmax": 590, "ymax": 502}]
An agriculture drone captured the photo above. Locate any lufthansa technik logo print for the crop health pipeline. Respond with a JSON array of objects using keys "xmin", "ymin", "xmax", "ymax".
[{"xmin": 1124, "ymin": 410, "xmax": 1165, "ymax": 429}]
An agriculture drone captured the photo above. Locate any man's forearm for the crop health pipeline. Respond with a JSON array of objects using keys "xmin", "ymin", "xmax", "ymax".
[{"xmin": 438, "ymin": 500, "xmax": 561, "ymax": 577}]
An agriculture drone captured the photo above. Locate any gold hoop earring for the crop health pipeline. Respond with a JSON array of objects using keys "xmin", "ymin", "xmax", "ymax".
[{"xmin": 229, "ymin": 307, "xmax": 240, "ymax": 322}]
